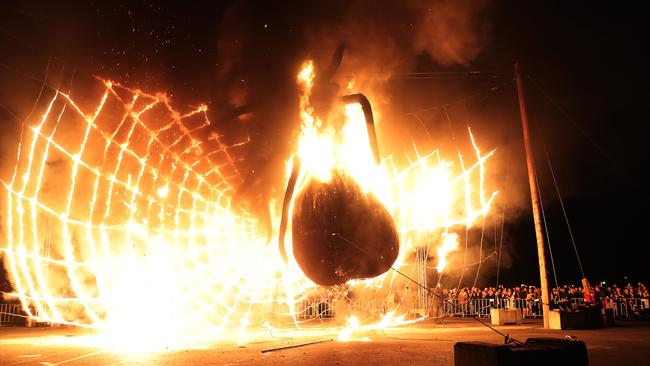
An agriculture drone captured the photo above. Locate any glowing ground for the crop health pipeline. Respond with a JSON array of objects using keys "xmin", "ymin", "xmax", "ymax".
[{"xmin": 1, "ymin": 319, "xmax": 649, "ymax": 365}]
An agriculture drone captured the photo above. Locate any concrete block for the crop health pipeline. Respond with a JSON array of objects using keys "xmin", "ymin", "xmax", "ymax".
[{"xmin": 490, "ymin": 308, "xmax": 522, "ymax": 325}]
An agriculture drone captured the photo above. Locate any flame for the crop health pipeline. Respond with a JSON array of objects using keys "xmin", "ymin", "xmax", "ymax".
[
  {"xmin": 1, "ymin": 60, "xmax": 497, "ymax": 350},
  {"xmin": 436, "ymin": 233, "xmax": 459, "ymax": 273},
  {"xmin": 338, "ymin": 316, "xmax": 370, "ymax": 342},
  {"xmin": 1, "ymin": 79, "xmax": 314, "ymax": 350},
  {"xmin": 337, "ymin": 311, "xmax": 421, "ymax": 342},
  {"xmin": 156, "ymin": 186, "xmax": 169, "ymax": 198},
  {"xmin": 291, "ymin": 60, "xmax": 498, "ymax": 334}
]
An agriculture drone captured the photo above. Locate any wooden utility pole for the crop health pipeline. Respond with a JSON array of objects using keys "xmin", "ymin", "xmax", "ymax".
[{"xmin": 514, "ymin": 63, "xmax": 551, "ymax": 328}]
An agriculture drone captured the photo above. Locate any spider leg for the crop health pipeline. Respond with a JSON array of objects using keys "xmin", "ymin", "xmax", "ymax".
[
  {"xmin": 278, "ymin": 156, "xmax": 301, "ymax": 264},
  {"xmin": 278, "ymin": 94, "xmax": 380, "ymax": 264},
  {"xmin": 341, "ymin": 93, "xmax": 380, "ymax": 164}
]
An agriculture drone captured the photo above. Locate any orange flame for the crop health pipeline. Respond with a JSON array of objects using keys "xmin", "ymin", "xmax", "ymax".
[
  {"xmin": 1, "ymin": 61, "xmax": 497, "ymax": 349},
  {"xmin": 291, "ymin": 60, "xmax": 498, "ymax": 332}
]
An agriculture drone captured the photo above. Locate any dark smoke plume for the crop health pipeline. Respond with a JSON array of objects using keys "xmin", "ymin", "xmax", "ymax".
[{"xmin": 214, "ymin": 0, "xmax": 493, "ymax": 214}]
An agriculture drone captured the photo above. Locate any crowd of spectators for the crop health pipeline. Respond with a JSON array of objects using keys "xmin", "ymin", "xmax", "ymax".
[
  {"xmin": 441, "ymin": 285, "xmax": 542, "ymax": 303},
  {"xmin": 554, "ymin": 282, "xmax": 649, "ymax": 319},
  {"xmin": 431, "ymin": 281, "xmax": 649, "ymax": 320}
]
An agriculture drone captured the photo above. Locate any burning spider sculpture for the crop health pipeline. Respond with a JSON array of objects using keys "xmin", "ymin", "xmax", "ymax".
[{"xmin": 278, "ymin": 92, "xmax": 399, "ymax": 286}]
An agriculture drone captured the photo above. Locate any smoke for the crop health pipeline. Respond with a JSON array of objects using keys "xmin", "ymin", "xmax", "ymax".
[
  {"xmin": 411, "ymin": 0, "xmax": 492, "ymax": 66},
  {"xmin": 213, "ymin": 0, "xmax": 494, "ymax": 206},
  {"xmin": 212, "ymin": 1, "xmax": 517, "ymax": 290}
]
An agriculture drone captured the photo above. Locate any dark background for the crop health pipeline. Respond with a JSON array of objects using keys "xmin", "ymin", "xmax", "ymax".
[{"xmin": 1, "ymin": 1, "xmax": 648, "ymax": 292}]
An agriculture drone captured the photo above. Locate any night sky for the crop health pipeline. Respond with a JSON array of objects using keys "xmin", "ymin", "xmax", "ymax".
[{"xmin": 1, "ymin": 1, "xmax": 648, "ymax": 290}]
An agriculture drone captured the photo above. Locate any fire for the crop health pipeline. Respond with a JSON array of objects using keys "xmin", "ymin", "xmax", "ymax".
[
  {"xmin": 337, "ymin": 312, "xmax": 420, "ymax": 342},
  {"xmin": 295, "ymin": 61, "xmax": 387, "ymax": 194},
  {"xmin": 1, "ymin": 60, "xmax": 497, "ymax": 349},
  {"xmin": 1, "ymin": 79, "xmax": 314, "ymax": 349},
  {"xmin": 292, "ymin": 60, "xmax": 496, "ymax": 263},
  {"xmin": 156, "ymin": 186, "xmax": 169, "ymax": 198},
  {"xmin": 337, "ymin": 316, "xmax": 370, "ymax": 342},
  {"xmin": 436, "ymin": 233, "xmax": 459, "ymax": 273},
  {"xmin": 290, "ymin": 59, "xmax": 497, "ymax": 329}
]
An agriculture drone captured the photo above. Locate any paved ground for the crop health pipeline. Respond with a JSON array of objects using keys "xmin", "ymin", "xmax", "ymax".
[{"xmin": 1, "ymin": 318, "xmax": 649, "ymax": 365}]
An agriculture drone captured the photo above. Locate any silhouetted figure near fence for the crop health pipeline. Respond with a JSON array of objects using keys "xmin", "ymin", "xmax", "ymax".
[{"xmin": 431, "ymin": 284, "xmax": 445, "ymax": 324}]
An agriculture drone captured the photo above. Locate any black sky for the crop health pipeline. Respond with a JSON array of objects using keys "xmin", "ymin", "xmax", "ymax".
[{"xmin": 1, "ymin": 1, "xmax": 648, "ymax": 288}]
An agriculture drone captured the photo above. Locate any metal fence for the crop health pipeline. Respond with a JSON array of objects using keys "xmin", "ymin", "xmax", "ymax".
[
  {"xmin": 563, "ymin": 297, "xmax": 649, "ymax": 319},
  {"xmin": 348, "ymin": 299, "xmax": 389, "ymax": 319},
  {"xmin": 445, "ymin": 297, "xmax": 649, "ymax": 319},
  {"xmin": 292, "ymin": 297, "xmax": 649, "ymax": 321},
  {"xmin": 596, "ymin": 298, "xmax": 647, "ymax": 319},
  {"xmin": 294, "ymin": 299, "xmax": 335, "ymax": 319},
  {"xmin": 290, "ymin": 298, "xmax": 546, "ymax": 320},
  {"xmin": 292, "ymin": 298, "xmax": 388, "ymax": 320},
  {"xmin": 0, "ymin": 303, "xmax": 22, "ymax": 325},
  {"xmin": 442, "ymin": 298, "xmax": 543, "ymax": 318},
  {"xmin": 265, "ymin": 297, "xmax": 650, "ymax": 321},
  {"xmin": 2, "ymin": 297, "xmax": 648, "ymax": 326}
]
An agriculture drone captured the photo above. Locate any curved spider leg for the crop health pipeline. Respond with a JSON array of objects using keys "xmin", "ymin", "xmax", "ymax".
[
  {"xmin": 278, "ymin": 156, "xmax": 301, "ymax": 264},
  {"xmin": 341, "ymin": 93, "xmax": 381, "ymax": 165}
]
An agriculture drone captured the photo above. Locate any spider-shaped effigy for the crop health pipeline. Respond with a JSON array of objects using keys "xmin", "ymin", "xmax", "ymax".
[{"xmin": 278, "ymin": 48, "xmax": 399, "ymax": 287}]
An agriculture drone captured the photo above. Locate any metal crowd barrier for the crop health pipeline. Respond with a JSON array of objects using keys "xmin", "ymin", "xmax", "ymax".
[
  {"xmin": 442, "ymin": 298, "xmax": 542, "ymax": 318},
  {"xmin": 3, "ymin": 296, "xmax": 647, "ymax": 327},
  {"xmin": 557, "ymin": 297, "xmax": 649, "ymax": 320},
  {"xmin": 603, "ymin": 297, "xmax": 648, "ymax": 319},
  {"xmin": 293, "ymin": 298, "xmax": 390, "ymax": 320},
  {"xmin": 0, "ymin": 303, "xmax": 22, "ymax": 325},
  {"xmin": 347, "ymin": 299, "xmax": 388, "ymax": 319},
  {"xmin": 444, "ymin": 297, "xmax": 648, "ymax": 319},
  {"xmin": 292, "ymin": 298, "xmax": 549, "ymax": 320},
  {"xmin": 294, "ymin": 299, "xmax": 335, "ymax": 319}
]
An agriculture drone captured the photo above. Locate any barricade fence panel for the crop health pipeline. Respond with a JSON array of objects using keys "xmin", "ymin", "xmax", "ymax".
[
  {"xmin": 285, "ymin": 297, "xmax": 648, "ymax": 320},
  {"xmin": 1, "ymin": 303, "xmax": 22, "ymax": 325},
  {"xmin": 2, "ymin": 297, "xmax": 647, "ymax": 326}
]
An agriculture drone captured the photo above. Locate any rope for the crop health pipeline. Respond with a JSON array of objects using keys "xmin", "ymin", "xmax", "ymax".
[
  {"xmin": 493, "ymin": 214, "xmax": 497, "ymax": 259},
  {"xmin": 428, "ymin": 251, "xmax": 496, "ymax": 270},
  {"xmin": 467, "ymin": 82, "xmax": 488, "ymax": 292},
  {"xmin": 333, "ymin": 232, "xmax": 524, "ymax": 346},
  {"xmin": 456, "ymin": 224, "xmax": 470, "ymax": 291},
  {"xmin": 443, "ymin": 105, "xmax": 458, "ymax": 143},
  {"xmin": 534, "ymin": 161, "xmax": 560, "ymax": 289},
  {"xmin": 392, "ymin": 70, "xmax": 507, "ymax": 76},
  {"xmin": 472, "ymin": 217, "xmax": 487, "ymax": 289},
  {"xmin": 545, "ymin": 149, "xmax": 585, "ymax": 278},
  {"xmin": 525, "ymin": 74, "xmax": 636, "ymax": 186},
  {"xmin": 455, "ymin": 154, "xmax": 470, "ymax": 292},
  {"xmin": 495, "ymin": 144, "xmax": 509, "ymax": 289},
  {"xmin": 404, "ymin": 80, "xmax": 510, "ymax": 144},
  {"xmin": 25, "ymin": 57, "xmax": 52, "ymax": 122},
  {"xmin": 406, "ymin": 81, "xmax": 508, "ymax": 117}
]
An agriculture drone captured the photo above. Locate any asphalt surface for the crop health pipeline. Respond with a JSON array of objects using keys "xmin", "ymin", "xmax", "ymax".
[{"xmin": 1, "ymin": 318, "xmax": 649, "ymax": 365}]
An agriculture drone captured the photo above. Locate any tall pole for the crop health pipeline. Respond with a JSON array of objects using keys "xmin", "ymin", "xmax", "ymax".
[{"xmin": 515, "ymin": 63, "xmax": 551, "ymax": 328}]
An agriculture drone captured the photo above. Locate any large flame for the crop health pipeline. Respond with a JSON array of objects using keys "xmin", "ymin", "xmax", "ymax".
[
  {"xmin": 1, "ymin": 61, "xmax": 497, "ymax": 349},
  {"xmin": 1, "ymin": 79, "xmax": 314, "ymax": 349},
  {"xmin": 292, "ymin": 60, "xmax": 497, "ymax": 276}
]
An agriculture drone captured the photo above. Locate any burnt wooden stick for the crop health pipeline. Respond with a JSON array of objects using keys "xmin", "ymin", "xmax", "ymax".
[{"xmin": 260, "ymin": 338, "xmax": 334, "ymax": 353}]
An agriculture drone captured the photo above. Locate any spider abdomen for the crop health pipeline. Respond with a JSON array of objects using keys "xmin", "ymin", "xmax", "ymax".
[{"xmin": 291, "ymin": 172, "xmax": 399, "ymax": 286}]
